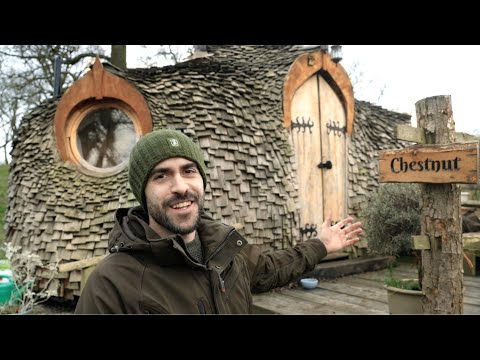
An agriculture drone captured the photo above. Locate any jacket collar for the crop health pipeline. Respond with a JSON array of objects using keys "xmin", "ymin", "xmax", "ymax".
[{"xmin": 109, "ymin": 206, "xmax": 247, "ymax": 268}]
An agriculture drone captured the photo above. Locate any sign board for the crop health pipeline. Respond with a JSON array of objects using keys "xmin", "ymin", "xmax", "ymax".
[{"xmin": 379, "ymin": 142, "xmax": 479, "ymax": 184}]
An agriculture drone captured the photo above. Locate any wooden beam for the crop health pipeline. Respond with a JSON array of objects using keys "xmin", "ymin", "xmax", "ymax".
[
  {"xmin": 456, "ymin": 132, "xmax": 479, "ymax": 143},
  {"xmin": 395, "ymin": 125, "xmax": 426, "ymax": 143},
  {"xmin": 80, "ymin": 266, "xmax": 96, "ymax": 293},
  {"xmin": 58, "ymin": 254, "xmax": 107, "ymax": 273},
  {"xmin": 464, "ymin": 232, "xmax": 480, "ymax": 251},
  {"xmin": 462, "ymin": 200, "xmax": 480, "ymax": 208},
  {"xmin": 379, "ymin": 142, "xmax": 479, "ymax": 184},
  {"xmin": 411, "ymin": 235, "xmax": 430, "ymax": 250},
  {"xmin": 395, "ymin": 125, "xmax": 479, "ymax": 144}
]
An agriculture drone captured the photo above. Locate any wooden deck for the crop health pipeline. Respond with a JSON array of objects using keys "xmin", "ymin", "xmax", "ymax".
[{"xmin": 252, "ymin": 260, "xmax": 480, "ymax": 314}]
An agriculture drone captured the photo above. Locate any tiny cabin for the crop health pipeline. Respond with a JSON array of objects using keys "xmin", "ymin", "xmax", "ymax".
[{"xmin": 6, "ymin": 45, "xmax": 410, "ymax": 299}]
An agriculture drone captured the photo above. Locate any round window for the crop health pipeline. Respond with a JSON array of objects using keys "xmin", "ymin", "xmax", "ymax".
[{"xmin": 70, "ymin": 103, "xmax": 140, "ymax": 176}]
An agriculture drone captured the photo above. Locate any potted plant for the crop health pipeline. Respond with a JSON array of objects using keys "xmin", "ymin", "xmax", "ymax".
[{"xmin": 360, "ymin": 183, "xmax": 424, "ymax": 314}]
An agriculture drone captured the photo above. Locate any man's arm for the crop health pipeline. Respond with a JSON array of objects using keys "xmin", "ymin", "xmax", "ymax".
[{"xmin": 242, "ymin": 215, "xmax": 362, "ymax": 293}]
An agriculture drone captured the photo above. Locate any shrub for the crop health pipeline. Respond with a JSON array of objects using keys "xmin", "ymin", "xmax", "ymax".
[
  {"xmin": 2, "ymin": 243, "xmax": 59, "ymax": 313},
  {"xmin": 360, "ymin": 183, "xmax": 421, "ymax": 257}
]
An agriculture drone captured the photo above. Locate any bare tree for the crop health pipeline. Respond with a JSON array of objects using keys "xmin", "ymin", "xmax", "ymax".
[
  {"xmin": 0, "ymin": 45, "xmax": 107, "ymax": 164},
  {"xmin": 134, "ymin": 45, "xmax": 193, "ymax": 67},
  {"xmin": 346, "ymin": 61, "xmax": 386, "ymax": 104},
  {"xmin": 0, "ymin": 72, "xmax": 21, "ymax": 164}
]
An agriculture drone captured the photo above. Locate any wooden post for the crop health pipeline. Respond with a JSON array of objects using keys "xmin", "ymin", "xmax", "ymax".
[
  {"xmin": 111, "ymin": 45, "xmax": 127, "ymax": 70},
  {"xmin": 416, "ymin": 95, "xmax": 463, "ymax": 314}
]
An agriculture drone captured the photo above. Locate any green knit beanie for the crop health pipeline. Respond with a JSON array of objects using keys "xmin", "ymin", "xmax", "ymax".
[{"xmin": 128, "ymin": 129, "xmax": 208, "ymax": 211}]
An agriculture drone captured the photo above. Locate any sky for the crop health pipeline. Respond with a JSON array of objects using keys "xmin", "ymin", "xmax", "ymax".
[{"xmin": 340, "ymin": 45, "xmax": 480, "ymax": 135}]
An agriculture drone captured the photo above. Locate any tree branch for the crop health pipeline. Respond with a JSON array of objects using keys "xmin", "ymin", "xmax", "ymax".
[{"xmin": 63, "ymin": 53, "xmax": 110, "ymax": 66}]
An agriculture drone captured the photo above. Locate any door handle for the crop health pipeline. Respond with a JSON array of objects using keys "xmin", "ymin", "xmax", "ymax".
[{"xmin": 318, "ymin": 161, "xmax": 332, "ymax": 169}]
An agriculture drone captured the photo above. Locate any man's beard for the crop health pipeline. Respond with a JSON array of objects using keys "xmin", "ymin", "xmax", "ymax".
[{"xmin": 147, "ymin": 193, "xmax": 204, "ymax": 236}]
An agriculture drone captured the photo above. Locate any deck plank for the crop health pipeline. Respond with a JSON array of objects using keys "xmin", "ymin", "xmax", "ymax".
[
  {"xmin": 318, "ymin": 280, "xmax": 388, "ymax": 302},
  {"xmin": 253, "ymin": 292, "xmax": 338, "ymax": 314},
  {"xmin": 252, "ymin": 261, "xmax": 480, "ymax": 314},
  {"xmin": 280, "ymin": 288, "xmax": 387, "ymax": 314}
]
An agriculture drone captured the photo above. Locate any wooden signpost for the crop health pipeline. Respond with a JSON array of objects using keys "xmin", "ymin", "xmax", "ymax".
[
  {"xmin": 379, "ymin": 142, "xmax": 479, "ymax": 184},
  {"xmin": 378, "ymin": 95, "xmax": 479, "ymax": 314}
]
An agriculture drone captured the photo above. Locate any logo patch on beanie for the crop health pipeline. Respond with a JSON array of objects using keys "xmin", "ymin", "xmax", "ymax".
[{"xmin": 168, "ymin": 138, "xmax": 180, "ymax": 147}]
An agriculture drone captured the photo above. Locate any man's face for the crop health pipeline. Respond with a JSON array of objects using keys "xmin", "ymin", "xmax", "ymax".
[{"xmin": 145, "ymin": 157, "xmax": 204, "ymax": 238}]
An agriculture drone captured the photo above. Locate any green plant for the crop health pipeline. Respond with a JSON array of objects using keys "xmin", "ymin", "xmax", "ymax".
[
  {"xmin": 384, "ymin": 277, "xmax": 420, "ymax": 291},
  {"xmin": 360, "ymin": 183, "xmax": 421, "ymax": 257},
  {"xmin": 2, "ymin": 243, "xmax": 59, "ymax": 314}
]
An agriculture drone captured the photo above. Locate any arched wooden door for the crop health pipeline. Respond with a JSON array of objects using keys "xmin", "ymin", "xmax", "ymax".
[{"xmin": 290, "ymin": 73, "xmax": 347, "ymax": 240}]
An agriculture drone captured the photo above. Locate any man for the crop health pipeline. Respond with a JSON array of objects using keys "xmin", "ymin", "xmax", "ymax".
[{"xmin": 75, "ymin": 129, "xmax": 362, "ymax": 314}]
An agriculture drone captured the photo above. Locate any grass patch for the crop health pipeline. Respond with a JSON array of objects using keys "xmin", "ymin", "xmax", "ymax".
[{"xmin": 0, "ymin": 164, "xmax": 8, "ymax": 259}]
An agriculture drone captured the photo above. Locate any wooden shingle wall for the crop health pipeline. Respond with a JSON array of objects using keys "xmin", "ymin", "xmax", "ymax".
[
  {"xmin": 119, "ymin": 46, "xmax": 307, "ymax": 251},
  {"xmin": 348, "ymin": 100, "xmax": 410, "ymax": 218},
  {"xmin": 7, "ymin": 101, "xmax": 137, "ymax": 299},
  {"xmin": 6, "ymin": 45, "xmax": 410, "ymax": 299}
]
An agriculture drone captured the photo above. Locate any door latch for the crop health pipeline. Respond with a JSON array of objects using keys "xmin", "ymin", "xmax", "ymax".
[{"xmin": 318, "ymin": 161, "xmax": 332, "ymax": 169}]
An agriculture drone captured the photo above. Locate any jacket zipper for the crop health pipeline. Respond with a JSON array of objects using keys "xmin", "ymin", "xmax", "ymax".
[
  {"xmin": 203, "ymin": 229, "xmax": 237, "ymax": 310},
  {"xmin": 197, "ymin": 298, "xmax": 207, "ymax": 314},
  {"xmin": 221, "ymin": 263, "xmax": 237, "ymax": 298},
  {"xmin": 204, "ymin": 228, "xmax": 236, "ymax": 265},
  {"xmin": 217, "ymin": 272, "xmax": 226, "ymax": 293}
]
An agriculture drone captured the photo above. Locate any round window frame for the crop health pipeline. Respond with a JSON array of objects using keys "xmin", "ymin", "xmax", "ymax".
[{"xmin": 66, "ymin": 100, "xmax": 141, "ymax": 177}]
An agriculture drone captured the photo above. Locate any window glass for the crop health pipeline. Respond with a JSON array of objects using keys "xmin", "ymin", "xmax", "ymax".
[{"xmin": 76, "ymin": 107, "xmax": 136, "ymax": 169}]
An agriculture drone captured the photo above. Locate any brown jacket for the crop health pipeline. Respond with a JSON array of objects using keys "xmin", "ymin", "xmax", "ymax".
[{"xmin": 75, "ymin": 206, "xmax": 327, "ymax": 314}]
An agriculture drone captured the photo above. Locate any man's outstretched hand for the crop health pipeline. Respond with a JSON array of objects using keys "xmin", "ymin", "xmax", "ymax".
[{"xmin": 319, "ymin": 215, "xmax": 363, "ymax": 253}]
